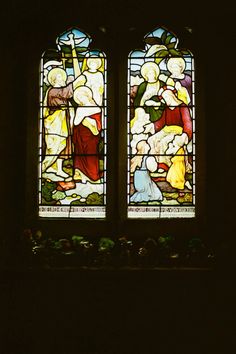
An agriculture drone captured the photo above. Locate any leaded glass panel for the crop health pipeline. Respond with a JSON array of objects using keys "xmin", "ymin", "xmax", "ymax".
[
  {"xmin": 128, "ymin": 27, "xmax": 195, "ymax": 218},
  {"xmin": 39, "ymin": 28, "xmax": 107, "ymax": 218}
]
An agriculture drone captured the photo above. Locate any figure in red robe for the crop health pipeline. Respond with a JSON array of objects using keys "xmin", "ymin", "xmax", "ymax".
[{"xmin": 72, "ymin": 86, "xmax": 102, "ymax": 183}]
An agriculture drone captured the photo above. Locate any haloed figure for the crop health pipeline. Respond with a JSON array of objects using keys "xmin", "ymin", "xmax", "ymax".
[
  {"xmin": 134, "ymin": 61, "xmax": 165, "ymax": 122},
  {"xmin": 167, "ymin": 57, "xmax": 192, "ymax": 105},
  {"xmin": 42, "ymin": 67, "xmax": 85, "ymax": 179},
  {"xmin": 72, "ymin": 86, "xmax": 102, "ymax": 183},
  {"xmin": 83, "ymin": 56, "xmax": 104, "ymax": 106}
]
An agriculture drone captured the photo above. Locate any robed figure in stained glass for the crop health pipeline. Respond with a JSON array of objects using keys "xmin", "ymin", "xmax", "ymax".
[
  {"xmin": 72, "ymin": 86, "xmax": 102, "ymax": 183},
  {"xmin": 42, "ymin": 33, "xmax": 86, "ymax": 179},
  {"xmin": 130, "ymin": 140, "xmax": 163, "ymax": 203},
  {"xmin": 148, "ymin": 87, "xmax": 192, "ymax": 192}
]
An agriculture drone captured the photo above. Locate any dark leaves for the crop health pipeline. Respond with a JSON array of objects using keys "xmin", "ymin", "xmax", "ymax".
[{"xmin": 144, "ymin": 37, "xmax": 162, "ymax": 45}]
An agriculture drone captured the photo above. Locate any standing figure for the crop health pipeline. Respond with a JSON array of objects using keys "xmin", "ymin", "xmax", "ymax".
[
  {"xmin": 72, "ymin": 86, "xmax": 102, "ymax": 183},
  {"xmin": 130, "ymin": 140, "xmax": 163, "ymax": 203},
  {"xmin": 42, "ymin": 68, "xmax": 85, "ymax": 178},
  {"xmin": 42, "ymin": 33, "xmax": 86, "ymax": 179},
  {"xmin": 83, "ymin": 56, "xmax": 104, "ymax": 106}
]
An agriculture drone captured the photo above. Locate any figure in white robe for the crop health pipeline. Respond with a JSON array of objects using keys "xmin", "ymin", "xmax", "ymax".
[{"xmin": 83, "ymin": 56, "xmax": 104, "ymax": 106}]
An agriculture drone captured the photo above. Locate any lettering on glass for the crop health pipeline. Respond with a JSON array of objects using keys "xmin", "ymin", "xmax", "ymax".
[
  {"xmin": 39, "ymin": 28, "xmax": 106, "ymax": 218},
  {"xmin": 128, "ymin": 26, "xmax": 195, "ymax": 218}
]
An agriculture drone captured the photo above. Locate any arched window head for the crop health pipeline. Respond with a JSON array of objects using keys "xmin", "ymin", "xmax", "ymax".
[
  {"xmin": 39, "ymin": 28, "xmax": 107, "ymax": 218},
  {"xmin": 127, "ymin": 26, "xmax": 195, "ymax": 218}
]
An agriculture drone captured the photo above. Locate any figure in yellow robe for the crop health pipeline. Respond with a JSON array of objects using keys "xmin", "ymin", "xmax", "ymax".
[{"xmin": 166, "ymin": 147, "xmax": 186, "ymax": 190}]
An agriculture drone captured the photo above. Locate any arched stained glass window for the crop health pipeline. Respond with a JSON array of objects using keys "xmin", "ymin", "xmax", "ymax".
[
  {"xmin": 39, "ymin": 28, "xmax": 107, "ymax": 218},
  {"xmin": 128, "ymin": 26, "xmax": 195, "ymax": 218}
]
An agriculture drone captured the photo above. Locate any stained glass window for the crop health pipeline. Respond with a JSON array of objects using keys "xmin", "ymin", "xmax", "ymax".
[
  {"xmin": 39, "ymin": 28, "xmax": 107, "ymax": 218},
  {"xmin": 128, "ymin": 26, "xmax": 195, "ymax": 218}
]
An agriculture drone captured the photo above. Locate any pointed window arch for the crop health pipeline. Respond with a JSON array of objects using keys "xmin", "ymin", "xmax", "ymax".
[
  {"xmin": 127, "ymin": 26, "xmax": 195, "ymax": 218},
  {"xmin": 39, "ymin": 27, "xmax": 107, "ymax": 218}
]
